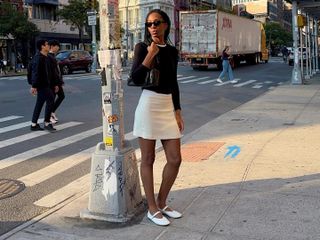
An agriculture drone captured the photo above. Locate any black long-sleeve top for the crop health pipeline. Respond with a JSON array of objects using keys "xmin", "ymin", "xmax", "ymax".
[
  {"xmin": 130, "ymin": 42, "xmax": 181, "ymax": 110},
  {"xmin": 31, "ymin": 52, "xmax": 54, "ymax": 89}
]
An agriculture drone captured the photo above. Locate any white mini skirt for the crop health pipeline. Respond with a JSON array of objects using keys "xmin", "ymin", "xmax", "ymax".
[{"xmin": 133, "ymin": 89, "xmax": 181, "ymax": 140}]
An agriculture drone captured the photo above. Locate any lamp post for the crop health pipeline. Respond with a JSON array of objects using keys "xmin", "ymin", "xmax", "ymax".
[{"xmin": 81, "ymin": 0, "xmax": 143, "ymax": 222}]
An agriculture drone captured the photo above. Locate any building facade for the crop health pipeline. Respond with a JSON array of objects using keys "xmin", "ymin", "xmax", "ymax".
[
  {"xmin": 25, "ymin": 0, "xmax": 91, "ymax": 52},
  {"xmin": 118, "ymin": 0, "xmax": 175, "ymax": 58},
  {"xmin": 232, "ymin": 0, "xmax": 292, "ymax": 30}
]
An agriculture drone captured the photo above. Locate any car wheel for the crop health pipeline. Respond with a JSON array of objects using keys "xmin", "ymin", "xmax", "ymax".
[
  {"xmin": 62, "ymin": 65, "xmax": 70, "ymax": 75},
  {"xmin": 86, "ymin": 64, "xmax": 91, "ymax": 73}
]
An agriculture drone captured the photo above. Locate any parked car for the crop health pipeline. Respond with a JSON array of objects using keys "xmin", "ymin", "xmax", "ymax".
[
  {"xmin": 288, "ymin": 47, "xmax": 306, "ymax": 66},
  {"xmin": 56, "ymin": 50, "xmax": 93, "ymax": 74}
]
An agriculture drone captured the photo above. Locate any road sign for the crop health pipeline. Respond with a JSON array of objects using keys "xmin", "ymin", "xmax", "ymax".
[{"xmin": 88, "ymin": 15, "xmax": 96, "ymax": 26}]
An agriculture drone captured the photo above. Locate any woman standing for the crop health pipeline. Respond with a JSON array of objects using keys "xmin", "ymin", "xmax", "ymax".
[
  {"xmin": 217, "ymin": 46, "xmax": 238, "ymax": 84},
  {"xmin": 130, "ymin": 9, "xmax": 184, "ymax": 226}
]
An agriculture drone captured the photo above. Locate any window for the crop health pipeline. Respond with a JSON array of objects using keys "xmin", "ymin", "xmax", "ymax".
[{"xmin": 32, "ymin": 4, "xmax": 57, "ymax": 21}]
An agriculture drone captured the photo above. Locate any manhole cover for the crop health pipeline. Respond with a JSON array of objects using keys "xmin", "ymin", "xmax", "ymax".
[{"xmin": 0, "ymin": 179, "xmax": 25, "ymax": 200}]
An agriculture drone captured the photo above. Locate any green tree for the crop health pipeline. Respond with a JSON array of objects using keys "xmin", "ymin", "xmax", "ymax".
[
  {"xmin": 265, "ymin": 22, "xmax": 292, "ymax": 48},
  {"xmin": 0, "ymin": 2, "xmax": 39, "ymax": 64},
  {"xmin": 58, "ymin": 0, "xmax": 98, "ymax": 47}
]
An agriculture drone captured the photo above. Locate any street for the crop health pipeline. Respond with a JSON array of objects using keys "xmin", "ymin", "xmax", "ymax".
[{"xmin": 0, "ymin": 58, "xmax": 292, "ymax": 235}]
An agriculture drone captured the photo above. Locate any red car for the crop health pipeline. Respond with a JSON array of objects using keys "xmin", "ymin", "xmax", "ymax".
[{"xmin": 56, "ymin": 50, "xmax": 93, "ymax": 75}]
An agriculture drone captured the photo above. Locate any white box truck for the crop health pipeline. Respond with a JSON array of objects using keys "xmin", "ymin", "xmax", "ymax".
[{"xmin": 180, "ymin": 10, "xmax": 269, "ymax": 70}]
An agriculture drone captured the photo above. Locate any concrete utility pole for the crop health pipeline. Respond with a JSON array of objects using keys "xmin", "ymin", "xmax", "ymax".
[
  {"xmin": 81, "ymin": 0, "xmax": 143, "ymax": 222},
  {"xmin": 291, "ymin": 0, "xmax": 302, "ymax": 85}
]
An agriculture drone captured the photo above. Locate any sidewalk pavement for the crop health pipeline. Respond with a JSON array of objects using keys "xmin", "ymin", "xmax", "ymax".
[{"xmin": 2, "ymin": 76, "xmax": 320, "ymax": 240}]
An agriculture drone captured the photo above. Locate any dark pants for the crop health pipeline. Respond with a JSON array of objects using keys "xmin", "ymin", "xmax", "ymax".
[
  {"xmin": 32, "ymin": 88, "xmax": 55, "ymax": 123},
  {"xmin": 52, "ymin": 86, "xmax": 65, "ymax": 113}
]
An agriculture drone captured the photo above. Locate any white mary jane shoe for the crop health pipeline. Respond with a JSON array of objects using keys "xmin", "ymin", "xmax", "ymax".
[
  {"xmin": 160, "ymin": 206, "xmax": 182, "ymax": 219},
  {"xmin": 147, "ymin": 211, "xmax": 170, "ymax": 226}
]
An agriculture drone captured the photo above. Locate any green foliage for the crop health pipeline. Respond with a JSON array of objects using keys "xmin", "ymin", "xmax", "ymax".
[
  {"xmin": 57, "ymin": 0, "xmax": 99, "ymax": 45},
  {"xmin": 0, "ymin": 2, "xmax": 39, "ymax": 40},
  {"xmin": 265, "ymin": 22, "xmax": 292, "ymax": 47}
]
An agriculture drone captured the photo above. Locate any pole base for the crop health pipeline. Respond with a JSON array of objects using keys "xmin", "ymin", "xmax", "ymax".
[{"xmin": 81, "ymin": 142, "xmax": 144, "ymax": 223}]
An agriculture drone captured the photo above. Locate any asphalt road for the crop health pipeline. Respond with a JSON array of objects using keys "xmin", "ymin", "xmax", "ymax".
[{"xmin": 0, "ymin": 57, "xmax": 293, "ymax": 235}]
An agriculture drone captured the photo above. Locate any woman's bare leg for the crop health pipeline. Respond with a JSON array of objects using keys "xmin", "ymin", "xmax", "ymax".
[
  {"xmin": 138, "ymin": 137, "xmax": 161, "ymax": 216},
  {"xmin": 157, "ymin": 138, "xmax": 182, "ymax": 209}
]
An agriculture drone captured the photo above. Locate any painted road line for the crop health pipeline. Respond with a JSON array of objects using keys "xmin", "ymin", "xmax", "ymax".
[
  {"xmin": 0, "ymin": 127, "xmax": 102, "ymax": 170},
  {"xmin": 0, "ymin": 115, "xmax": 23, "ymax": 123},
  {"xmin": 19, "ymin": 147, "xmax": 94, "ymax": 186},
  {"xmin": 177, "ymin": 74, "xmax": 183, "ymax": 77},
  {"xmin": 0, "ymin": 122, "xmax": 82, "ymax": 149},
  {"xmin": 181, "ymin": 77, "xmax": 209, "ymax": 83},
  {"xmin": 177, "ymin": 76, "xmax": 195, "ymax": 81},
  {"xmin": 34, "ymin": 174, "xmax": 90, "ymax": 208},
  {"xmin": 264, "ymin": 81, "xmax": 273, "ymax": 84},
  {"xmin": 252, "ymin": 84, "xmax": 263, "ymax": 89},
  {"xmin": 0, "ymin": 119, "xmax": 44, "ymax": 134},
  {"xmin": 214, "ymin": 80, "xmax": 231, "ymax": 86},
  {"xmin": 198, "ymin": 79, "xmax": 217, "ymax": 85},
  {"xmin": 233, "ymin": 80, "xmax": 257, "ymax": 87}
]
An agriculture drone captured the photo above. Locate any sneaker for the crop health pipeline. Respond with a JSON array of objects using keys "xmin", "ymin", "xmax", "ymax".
[
  {"xmin": 50, "ymin": 116, "xmax": 58, "ymax": 124},
  {"xmin": 30, "ymin": 124, "xmax": 44, "ymax": 131},
  {"xmin": 216, "ymin": 78, "xmax": 223, "ymax": 83},
  {"xmin": 44, "ymin": 123, "xmax": 56, "ymax": 132},
  {"xmin": 51, "ymin": 113, "xmax": 59, "ymax": 122},
  {"xmin": 230, "ymin": 80, "xmax": 238, "ymax": 84}
]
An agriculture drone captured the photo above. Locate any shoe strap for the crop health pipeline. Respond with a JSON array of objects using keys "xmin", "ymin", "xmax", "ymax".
[
  {"xmin": 161, "ymin": 206, "xmax": 169, "ymax": 211},
  {"xmin": 150, "ymin": 211, "xmax": 161, "ymax": 219}
]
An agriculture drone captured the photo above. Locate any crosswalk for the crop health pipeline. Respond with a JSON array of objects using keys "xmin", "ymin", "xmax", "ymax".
[
  {"xmin": 0, "ymin": 73, "xmax": 286, "ymax": 89},
  {"xmin": 0, "ymin": 115, "xmax": 140, "ymax": 218}
]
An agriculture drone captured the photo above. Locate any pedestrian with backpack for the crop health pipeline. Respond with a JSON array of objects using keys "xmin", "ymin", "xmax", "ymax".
[
  {"xmin": 48, "ymin": 40, "xmax": 64, "ymax": 124},
  {"xmin": 30, "ymin": 39, "xmax": 59, "ymax": 132}
]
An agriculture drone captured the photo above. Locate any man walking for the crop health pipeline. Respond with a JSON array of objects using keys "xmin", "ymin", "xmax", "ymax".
[
  {"xmin": 48, "ymin": 40, "xmax": 65, "ymax": 124},
  {"xmin": 30, "ymin": 39, "xmax": 58, "ymax": 132}
]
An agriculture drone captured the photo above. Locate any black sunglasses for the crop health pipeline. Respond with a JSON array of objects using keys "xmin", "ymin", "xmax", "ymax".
[{"xmin": 145, "ymin": 20, "xmax": 165, "ymax": 28}]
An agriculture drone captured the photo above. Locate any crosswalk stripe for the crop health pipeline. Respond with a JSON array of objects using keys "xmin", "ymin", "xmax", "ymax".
[
  {"xmin": 0, "ymin": 122, "xmax": 82, "ymax": 149},
  {"xmin": 181, "ymin": 77, "xmax": 209, "ymax": 83},
  {"xmin": 0, "ymin": 115, "xmax": 23, "ymax": 123},
  {"xmin": 264, "ymin": 81, "xmax": 272, "ymax": 84},
  {"xmin": 233, "ymin": 80, "xmax": 257, "ymax": 87},
  {"xmin": 19, "ymin": 147, "xmax": 94, "ymax": 186},
  {"xmin": 0, "ymin": 127, "xmax": 102, "ymax": 170},
  {"xmin": 34, "ymin": 174, "xmax": 90, "ymax": 208},
  {"xmin": 252, "ymin": 84, "xmax": 263, "ymax": 89},
  {"xmin": 198, "ymin": 79, "xmax": 216, "ymax": 85},
  {"xmin": 0, "ymin": 119, "xmax": 44, "ymax": 134},
  {"xmin": 214, "ymin": 80, "xmax": 232, "ymax": 86},
  {"xmin": 177, "ymin": 76, "xmax": 195, "ymax": 81},
  {"xmin": 177, "ymin": 74, "xmax": 183, "ymax": 77}
]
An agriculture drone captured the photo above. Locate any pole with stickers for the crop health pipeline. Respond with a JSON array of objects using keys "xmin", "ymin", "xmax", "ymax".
[{"xmin": 80, "ymin": 0, "xmax": 143, "ymax": 222}]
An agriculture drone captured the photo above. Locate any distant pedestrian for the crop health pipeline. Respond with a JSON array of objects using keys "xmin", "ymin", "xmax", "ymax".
[
  {"xmin": 30, "ymin": 39, "xmax": 59, "ymax": 132},
  {"xmin": 48, "ymin": 40, "xmax": 65, "ymax": 124},
  {"xmin": 217, "ymin": 46, "xmax": 238, "ymax": 84},
  {"xmin": 281, "ymin": 46, "xmax": 289, "ymax": 63},
  {"xmin": 16, "ymin": 55, "xmax": 23, "ymax": 72},
  {"xmin": 0, "ymin": 59, "xmax": 7, "ymax": 75}
]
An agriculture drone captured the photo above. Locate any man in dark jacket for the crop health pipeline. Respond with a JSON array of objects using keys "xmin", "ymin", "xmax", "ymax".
[
  {"xmin": 48, "ymin": 40, "xmax": 65, "ymax": 124},
  {"xmin": 30, "ymin": 39, "xmax": 59, "ymax": 132}
]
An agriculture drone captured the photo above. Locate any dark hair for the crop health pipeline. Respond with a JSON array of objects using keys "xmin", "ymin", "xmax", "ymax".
[
  {"xmin": 36, "ymin": 39, "xmax": 47, "ymax": 51},
  {"xmin": 48, "ymin": 39, "xmax": 60, "ymax": 47},
  {"xmin": 144, "ymin": 9, "xmax": 171, "ymax": 45}
]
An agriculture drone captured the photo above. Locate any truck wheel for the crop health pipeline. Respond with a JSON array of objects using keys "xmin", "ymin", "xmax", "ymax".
[{"xmin": 217, "ymin": 62, "xmax": 222, "ymax": 70}]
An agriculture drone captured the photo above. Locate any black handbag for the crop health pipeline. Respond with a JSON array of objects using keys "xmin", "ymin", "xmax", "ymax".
[{"xmin": 127, "ymin": 56, "xmax": 160, "ymax": 87}]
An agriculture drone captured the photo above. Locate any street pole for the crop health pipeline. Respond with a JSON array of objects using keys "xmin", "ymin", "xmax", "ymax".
[
  {"xmin": 87, "ymin": 10, "xmax": 97, "ymax": 73},
  {"xmin": 81, "ymin": 0, "xmax": 143, "ymax": 222},
  {"xmin": 125, "ymin": 0, "xmax": 129, "ymax": 65},
  {"xmin": 291, "ymin": 0, "xmax": 302, "ymax": 84}
]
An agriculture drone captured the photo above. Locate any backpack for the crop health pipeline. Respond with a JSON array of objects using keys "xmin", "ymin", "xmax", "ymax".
[{"xmin": 27, "ymin": 59, "xmax": 33, "ymax": 85}]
